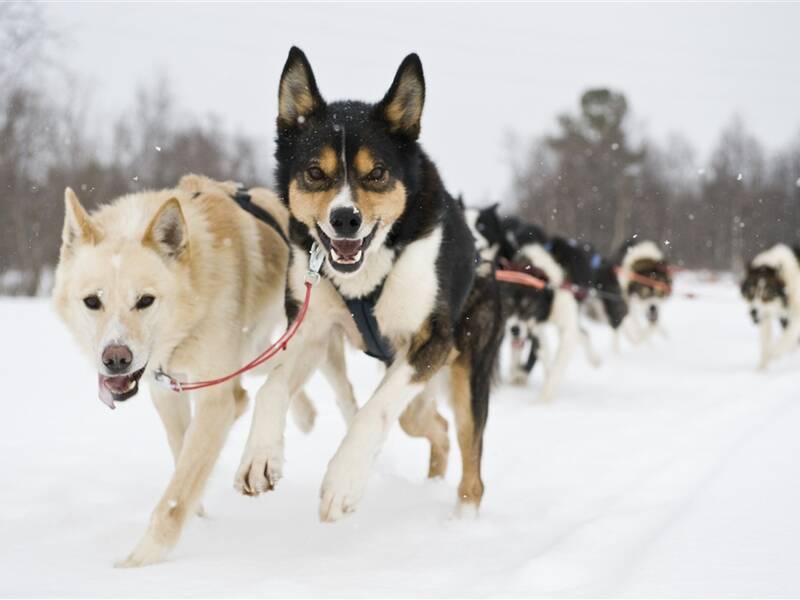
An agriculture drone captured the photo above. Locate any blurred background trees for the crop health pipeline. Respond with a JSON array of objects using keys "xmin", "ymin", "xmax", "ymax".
[
  {"xmin": 511, "ymin": 90, "xmax": 800, "ymax": 271},
  {"xmin": 2, "ymin": 3, "xmax": 799, "ymax": 295},
  {"xmin": 0, "ymin": 3, "xmax": 269, "ymax": 294}
]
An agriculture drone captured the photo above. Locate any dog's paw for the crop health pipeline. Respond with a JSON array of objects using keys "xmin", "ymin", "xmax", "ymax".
[
  {"xmin": 234, "ymin": 444, "xmax": 284, "ymax": 496},
  {"xmin": 319, "ymin": 454, "xmax": 370, "ymax": 522},
  {"xmin": 114, "ymin": 537, "xmax": 169, "ymax": 568}
]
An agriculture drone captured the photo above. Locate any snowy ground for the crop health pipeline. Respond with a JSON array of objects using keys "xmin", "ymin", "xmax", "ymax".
[{"xmin": 1, "ymin": 274, "xmax": 799, "ymax": 598}]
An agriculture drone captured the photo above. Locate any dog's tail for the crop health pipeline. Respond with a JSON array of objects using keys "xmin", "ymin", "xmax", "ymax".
[{"xmin": 290, "ymin": 390, "xmax": 317, "ymax": 434}]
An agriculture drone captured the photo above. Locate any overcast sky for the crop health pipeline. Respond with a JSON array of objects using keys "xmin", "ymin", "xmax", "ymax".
[{"xmin": 46, "ymin": 2, "xmax": 800, "ymax": 204}]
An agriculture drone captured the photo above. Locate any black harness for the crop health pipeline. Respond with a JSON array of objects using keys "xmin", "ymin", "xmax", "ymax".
[
  {"xmin": 339, "ymin": 280, "xmax": 395, "ymax": 364},
  {"xmin": 229, "ymin": 188, "xmax": 288, "ymax": 245}
]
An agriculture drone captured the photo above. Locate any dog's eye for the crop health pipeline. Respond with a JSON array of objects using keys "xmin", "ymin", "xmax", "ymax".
[
  {"xmin": 366, "ymin": 166, "xmax": 387, "ymax": 182},
  {"xmin": 306, "ymin": 166, "xmax": 326, "ymax": 181},
  {"xmin": 83, "ymin": 295, "xmax": 102, "ymax": 310},
  {"xmin": 135, "ymin": 294, "xmax": 156, "ymax": 310}
]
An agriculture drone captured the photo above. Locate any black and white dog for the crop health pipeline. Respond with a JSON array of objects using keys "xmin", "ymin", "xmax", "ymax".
[
  {"xmin": 614, "ymin": 237, "xmax": 672, "ymax": 345},
  {"xmin": 466, "ymin": 205, "xmax": 625, "ymax": 400},
  {"xmin": 235, "ymin": 47, "xmax": 505, "ymax": 519},
  {"xmin": 741, "ymin": 243, "xmax": 800, "ymax": 369}
]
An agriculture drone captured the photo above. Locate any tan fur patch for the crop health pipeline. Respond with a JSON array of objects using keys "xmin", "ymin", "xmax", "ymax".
[
  {"xmin": 288, "ymin": 180, "xmax": 338, "ymax": 231},
  {"xmin": 354, "ymin": 148, "xmax": 375, "ymax": 175},
  {"xmin": 354, "ymin": 181, "xmax": 407, "ymax": 229},
  {"xmin": 318, "ymin": 146, "xmax": 338, "ymax": 178}
]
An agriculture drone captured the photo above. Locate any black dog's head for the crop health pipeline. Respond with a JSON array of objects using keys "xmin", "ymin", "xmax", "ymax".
[
  {"xmin": 464, "ymin": 203, "xmax": 504, "ymax": 260},
  {"xmin": 274, "ymin": 47, "xmax": 428, "ymax": 276}
]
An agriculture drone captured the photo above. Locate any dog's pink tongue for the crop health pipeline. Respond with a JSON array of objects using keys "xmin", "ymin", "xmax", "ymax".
[
  {"xmin": 98, "ymin": 375, "xmax": 116, "ymax": 410},
  {"xmin": 331, "ymin": 238, "xmax": 362, "ymax": 259}
]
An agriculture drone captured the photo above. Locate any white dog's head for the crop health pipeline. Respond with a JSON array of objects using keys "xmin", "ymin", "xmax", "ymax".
[{"xmin": 52, "ymin": 188, "xmax": 192, "ymax": 409}]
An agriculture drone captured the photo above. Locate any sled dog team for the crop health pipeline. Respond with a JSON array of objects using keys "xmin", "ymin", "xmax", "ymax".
[{"xmin": 53, "ymin": 47, "xmax": 782, "ymax": 568}]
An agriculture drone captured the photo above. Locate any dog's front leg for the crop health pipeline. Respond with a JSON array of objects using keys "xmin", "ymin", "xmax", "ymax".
[
  {"xmin": 758, "ymin": 318, "xmax": 773, "ymax": 370},
  {"xmin": 320, "ymin": 361, "xmax": 424, "ymax": 522},
  {"xmin": 768, "ymin": 315, "xmax": 800, "ymax": 363},
  {"xmin": 235, "ymin": 328, "xmax": 328, "ymax": 496},
  {"xmin": 539, "ymin": 291, "xmax": 578, "ymax": 403},
  {"xmin": 116, "ymin": 385, "xmax": 237, "ymax": 568}
]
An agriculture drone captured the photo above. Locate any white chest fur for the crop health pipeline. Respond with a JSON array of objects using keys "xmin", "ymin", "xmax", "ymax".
[{"xmin": 374, "ymin": 227, "xmax": 442, "ymax": 340}]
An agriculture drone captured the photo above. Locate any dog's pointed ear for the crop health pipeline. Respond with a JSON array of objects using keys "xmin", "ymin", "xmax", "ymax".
[
  {"xmin": 278, "ymin": 46, "xmax": 325, "ymax": 129},
  {"xmin": 143, "ymin": 198, "xmax": 189, "ymax": 260},
  {"xmin": 377, "ymin": 53, "xmax": 425, "ymax": 139},
  {"xmin": 61, "ymin": 187, "xmax": 102, "ymax": 254}
]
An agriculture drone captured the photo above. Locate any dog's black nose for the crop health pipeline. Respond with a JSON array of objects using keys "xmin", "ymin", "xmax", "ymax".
[
  {"xmin": 750, "ymin": 308, "xmax": 760, "ymax": 324},
  {"xmin": 510, "ymin": 325, "xmax": 521, "ymax": 338},
  {"xmin": 329, "ymin": 206, "xmax": 362, "ymax": 238},
  {"xmin": 102, "ymin": 344, "xmax": 133, "ymax": 374}
]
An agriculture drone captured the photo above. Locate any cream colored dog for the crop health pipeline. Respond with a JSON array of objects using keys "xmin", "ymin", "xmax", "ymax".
[{"xmin": 52, "ymin": 174, "xmax": 357, "ymax": 567}]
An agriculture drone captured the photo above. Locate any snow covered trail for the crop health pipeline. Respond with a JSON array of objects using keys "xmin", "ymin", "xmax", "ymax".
[{"xmin": 1, "ymin": 274, "xmax": 798, "ymax": 597}]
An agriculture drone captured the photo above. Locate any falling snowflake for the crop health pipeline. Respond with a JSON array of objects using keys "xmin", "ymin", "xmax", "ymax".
[
  {"xmin": 611, "ymin": 142, "xmax": 620, "ymax": 151},
  {"xmin": 796, "ymin": 177, "xmax": 800, "ymax": 188},
  {"xmin": 132, "ymin": 176, "xmax": 139, "ymax": 182},
  {"xmin": 737, "ymin": 173, "xmax": 743, "ymax": 181},
  {"xmin": 155, "ymin": 145, "xmax": 162, "ymax": 152}
]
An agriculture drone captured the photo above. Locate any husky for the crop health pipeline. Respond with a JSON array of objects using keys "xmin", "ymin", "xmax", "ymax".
[
  {"xmin": 741, "ymin": 243, "xmax": 800, "ymax": 369},
  {"xmin": 52, "ymin": 175, "xmax": 357, "ymax": 567},
  {"xmin": 614, "ymin": 237, "xmax": 672, "ymax": 345},
  {"xmin": 465, "ymin": 205, "xmax": 622, "ymax": 397},
  {"xmin": 234, "ymin": 47, "xmax": 504, "ymax": 521}
]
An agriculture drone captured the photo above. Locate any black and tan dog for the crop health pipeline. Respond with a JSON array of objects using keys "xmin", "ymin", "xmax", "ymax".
[{"xmin": 235, "ymin": 47, "xmax": 504, "ymax": 519}]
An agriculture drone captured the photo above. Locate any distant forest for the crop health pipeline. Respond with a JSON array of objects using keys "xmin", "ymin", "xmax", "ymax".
[{"xmin": 2, "ymin": 3, "xmax": 799, "ymax": 295}]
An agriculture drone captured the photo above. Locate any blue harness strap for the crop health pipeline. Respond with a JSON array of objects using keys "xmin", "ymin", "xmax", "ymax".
[{"xmin": 343, "ymin": 286, "xmax": 394, "ymax": 363}]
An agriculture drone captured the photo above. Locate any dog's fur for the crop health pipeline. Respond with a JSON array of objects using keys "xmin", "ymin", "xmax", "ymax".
[
  {"xmin": 235, "ymin": 48, "xmax": 504, "ymax": 520},
  {"xmin": 614, "ymin": 238, "xmax": 672, "ymax": 345},
  {"xmin": 741, "ymin": 243, "xmax": 800, "ymax": 369},
  {"xmin": 52, "ymin": 175, "xmax": 357, "ymax": 567}
]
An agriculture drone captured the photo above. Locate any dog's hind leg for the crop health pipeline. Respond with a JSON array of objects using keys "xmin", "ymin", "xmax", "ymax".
[
  {"xmin": 540, "ymin": 291, "xmax": 579, "ymax": 403},
  {"xmin": 117, "ymin": 384, "xmax": 237, "ymax": 568},
  {"xmin": 450, "ymin": 355, "xmax": 486, "ymax": 517},
  {"xmin": 289, "ymin": 390, "xmax": 317, "ymax": 434},
  {"xmin": 320, "ymin": 331, "xmax": 358, "ymax": 425},
  {"xmin": 399, "ymin": 386, "xmax": 450, "ymax": 479}
]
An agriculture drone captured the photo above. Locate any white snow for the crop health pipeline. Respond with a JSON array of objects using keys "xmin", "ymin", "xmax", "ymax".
[{"xmin": 1, "ymin": 273, "xmax": 799, "ymax": 597}]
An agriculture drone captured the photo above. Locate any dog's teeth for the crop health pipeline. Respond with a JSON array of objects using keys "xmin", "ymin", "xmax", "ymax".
[{"xmin": 331, "ymin": 248, "xmax": 342, "ymax": 262}]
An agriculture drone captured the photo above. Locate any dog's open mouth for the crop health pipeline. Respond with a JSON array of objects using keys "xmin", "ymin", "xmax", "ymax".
[
  {"xmin": 316, "ymin": 224, "xmax": 379, "ymax": 273},
  {"xmin": 511, "ymin": 338, "xmax": 525, "ymax": 350},
  {"xmin": 98, "ymin": 366, "xmax": 146, "ymax": 410}
]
